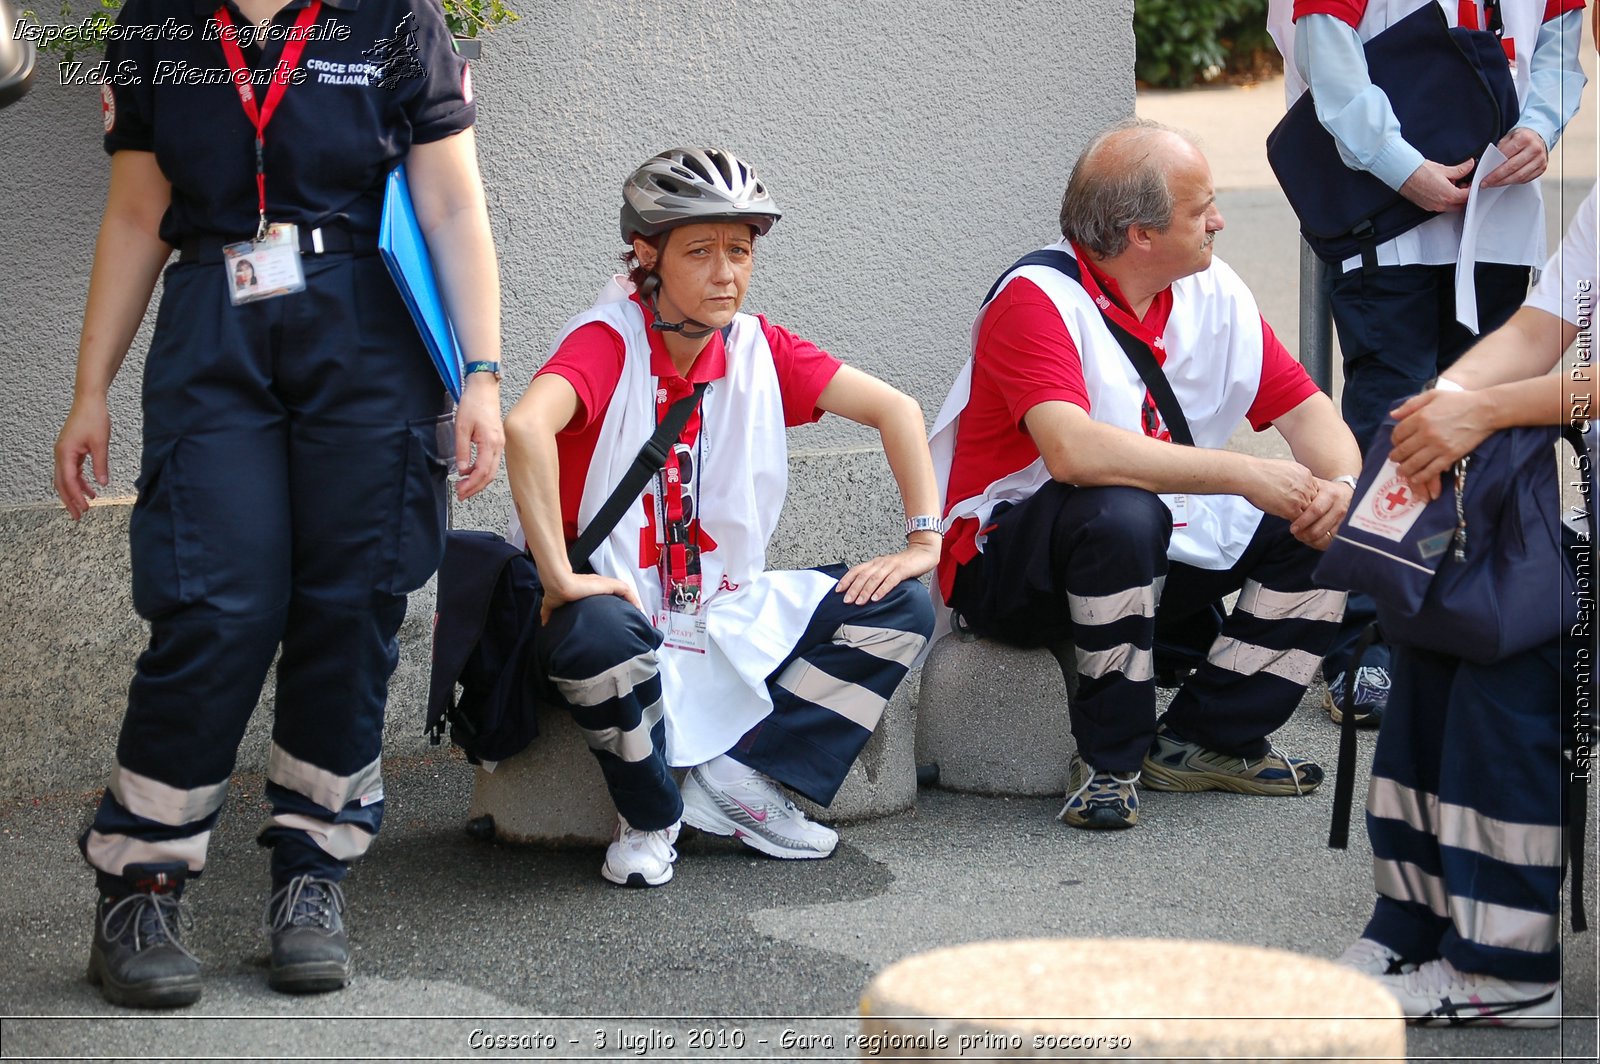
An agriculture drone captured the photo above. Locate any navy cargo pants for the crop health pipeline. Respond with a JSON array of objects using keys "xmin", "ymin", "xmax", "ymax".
[
  {"xmin": 952, "ymin": 484, "xmax": 1345, "ymax": 774},
  {"xmin": 82, "ymin": 252, "xmax": 451, "ymax": 892},
  {"xmin": 1361, "ymin": 640, "xmax": 1564, "ymax": 983},
  {"xmin": 536, "ymin": 569, "xmax": 933, "ymax": 830}
]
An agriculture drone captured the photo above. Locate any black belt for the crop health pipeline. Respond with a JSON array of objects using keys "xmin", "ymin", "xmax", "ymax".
[{"xmin": 177, "ymin": 226, "xmax": 375, "ymax": 264}]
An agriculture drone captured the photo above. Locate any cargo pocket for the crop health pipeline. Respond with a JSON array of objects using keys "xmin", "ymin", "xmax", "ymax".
[
  {"xmin": 387, "ymin": 413, "xmax": 454, "ymax": 595},
  {"xmin": 129, "ymin": 439, "xmax": 206, "ymax": 619}
]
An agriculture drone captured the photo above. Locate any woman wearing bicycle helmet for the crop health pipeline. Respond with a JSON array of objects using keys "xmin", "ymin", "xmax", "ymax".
[{"xmin": 503, "ymin": 147, "xmax": 938, "ymax": 886}]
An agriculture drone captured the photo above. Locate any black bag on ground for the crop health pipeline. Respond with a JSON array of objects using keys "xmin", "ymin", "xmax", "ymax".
[
  {"xmin": 427, "ymin": 529, "xmax": 547, "ymax": 763},
  {"xmin": 1266, "ymin": 2, "xmax": 1519, "ymax": 265}
]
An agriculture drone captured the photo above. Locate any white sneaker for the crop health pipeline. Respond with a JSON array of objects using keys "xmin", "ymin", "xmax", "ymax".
[
  {"xmin": 680, "ymin": 765, "xmax": 838, "ymax": 859},
  {"xmin": 600, "ymin": 815, "xmax": 679, "ymax": 887},
  {"xmin": 1335, "ymin": 937, "xmax": 1415, "ymax": 976},
  {"xmin": 1377, "ymin": 957, "xmax": 1561, "ymax": 1027}
]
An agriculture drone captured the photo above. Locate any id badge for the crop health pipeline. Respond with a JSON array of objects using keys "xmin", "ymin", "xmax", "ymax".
[
  {"xmin": 1161, "ymin": 492, "xmax": 1191, "ymax": 529},
  {"xmin": 223, "ymin": 223, "xmax": 306, "ymax": 305},
  {"xmin": 661, "ymin": 571, "xmax": 708, "ymax": 653}
]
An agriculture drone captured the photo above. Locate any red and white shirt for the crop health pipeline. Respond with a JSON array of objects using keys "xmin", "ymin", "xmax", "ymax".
[
  {"xmin": 930, "ymin": 243, "xmax": 1318, "ymax": 600},
  {"xmin": 1274, "ymin": 0, "xmax": 1585, "ymax": 270},
  {"xmin": 535, "ymin": 292, "xmax": 841, "ymax": 544}
]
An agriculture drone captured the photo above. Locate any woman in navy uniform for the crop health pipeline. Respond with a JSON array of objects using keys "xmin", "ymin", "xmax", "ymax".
[{"xmin": 52, "ymin": 0, "xmax": 502, "ymax": 1007}]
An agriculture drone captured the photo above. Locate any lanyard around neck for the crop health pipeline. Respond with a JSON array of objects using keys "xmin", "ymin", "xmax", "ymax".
[{"xmin": 213, "ymin": 1, "xmax": 323, "ymax": 238}]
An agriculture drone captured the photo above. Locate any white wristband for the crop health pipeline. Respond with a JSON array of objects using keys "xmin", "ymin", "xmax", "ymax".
[{"xmin": 1433, "ymin": 377, "xmax": 1465, "ymax": 392}]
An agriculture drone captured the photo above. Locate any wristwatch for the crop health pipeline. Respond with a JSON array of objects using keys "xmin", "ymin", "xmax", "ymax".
[
  {"xmin": 905, "ymin": 515, "xmax": 943, "ymax": 537},
  {"xmin": 464, "ymin": 360, "xmax": 502, "ymax": 382},
  {"xmin": 1331, "ymin": 474, "xmax": 1359, "ymax": 492}
]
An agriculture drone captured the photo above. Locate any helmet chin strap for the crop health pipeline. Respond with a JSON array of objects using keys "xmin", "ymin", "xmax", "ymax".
[
  {"xmin": 641, "ymin": 275, "xmax": 719, "ymax": 340},
  {"xmin": 648, "ymin": 306, "xmax": 719, "ymax": 340}
]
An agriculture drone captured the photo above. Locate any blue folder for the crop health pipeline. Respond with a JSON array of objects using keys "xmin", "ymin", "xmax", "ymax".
[{"xmin": 379, "ymin": 164, "xmax": 464, "ymax": 400}]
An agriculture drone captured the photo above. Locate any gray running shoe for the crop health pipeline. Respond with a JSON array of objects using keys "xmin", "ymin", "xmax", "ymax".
[
  {"xmin": 1141, "ymin": 725, "xmax": 1323, "ymax": 796},
  {"xmin": 1324, "ymin": 665, "xmax": 1390, "ymax": 727},
  {"xmin": 1057, "ymin": 755, "xmax": 1139, "ymax": 830}
]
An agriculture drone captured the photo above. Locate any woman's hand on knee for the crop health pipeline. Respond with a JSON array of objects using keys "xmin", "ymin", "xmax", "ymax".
[
  {"xmin": 835, "ymin": 541, "xmax": 939, "ymax": 606},
  {"xmin": 540, "ymin": 571, "xmax": 642, "ymax": 625}
]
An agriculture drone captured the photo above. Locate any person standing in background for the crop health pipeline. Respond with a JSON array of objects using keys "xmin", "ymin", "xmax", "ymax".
[{"xmin": 1269, "ymin": 0, "xmax": 1587, "ymax": 727}]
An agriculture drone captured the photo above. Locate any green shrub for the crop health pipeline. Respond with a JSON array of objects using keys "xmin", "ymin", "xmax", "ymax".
[{"xmin": 1134, "ymin": 0, "xmax": 1277, "ymax": 88}]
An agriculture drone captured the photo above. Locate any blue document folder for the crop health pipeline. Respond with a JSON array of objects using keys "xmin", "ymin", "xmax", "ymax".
[{"xmin": 379, "ymin": 164, "xmax": 464, "ymax": 400}]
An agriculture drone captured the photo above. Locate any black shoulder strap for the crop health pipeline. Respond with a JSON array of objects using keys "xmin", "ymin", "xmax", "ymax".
[
  {"xmin": 567, "ymin": 361, "xmax": 717, "ymax": 574},
  {"xmin": 984, "ymin": 249, "xmax": 1194, "ymax": 447}
]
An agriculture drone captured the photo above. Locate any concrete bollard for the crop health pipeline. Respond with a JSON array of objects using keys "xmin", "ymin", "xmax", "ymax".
[
  {"xmin": 469, "ymin": 706, "xmax": 617, "ymax": 847},
  {"xmin": 859, "ymin": 938, "xmax": 1404, "ymax": 1063},
  {"xmin": 470, "ymin": 670, "xmax": 921, "ymax": 847},
  {"xmin": 915, "ymin": 630, "xmax": 1075, "ymax": 796}
]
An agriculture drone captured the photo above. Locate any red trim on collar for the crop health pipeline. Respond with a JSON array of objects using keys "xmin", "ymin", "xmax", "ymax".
[
  {"xmin": 1069, "ymin": 243, "xmax": 1174, "ymax": 359},
  {"xmin": 632, "ymin": 294, "xmax": 729, "ymax": 384}
]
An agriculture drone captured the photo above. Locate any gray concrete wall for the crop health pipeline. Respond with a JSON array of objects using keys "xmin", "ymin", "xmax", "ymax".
[{"xmin": 0, "ymin": 0, "xmax": 1133, "ymax": 796}]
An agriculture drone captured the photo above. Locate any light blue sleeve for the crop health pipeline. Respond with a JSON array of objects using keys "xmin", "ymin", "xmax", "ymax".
[
  {"xmin": 1514, "ymin": 9, "xmax": 1587, "ymax": 150},
  {"xmin": 1294, "ymin": 13, "xmax": 1425, "ymax": 192}
]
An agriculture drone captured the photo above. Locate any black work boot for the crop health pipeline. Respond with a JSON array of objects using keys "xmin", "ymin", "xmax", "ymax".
[
  {"xmin": 264, "ymin": 875, "xmax": 350, "ymax": 993},
  {"xmin": 86, "ymin": 862, "xmax": 201, "ymax": 1008}
]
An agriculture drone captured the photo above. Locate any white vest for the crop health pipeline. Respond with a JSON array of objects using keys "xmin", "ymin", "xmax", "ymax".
[
  {"xmin": 514, "ymin": 279, "xmax": 836, "ymax": 765},
  {"xmin": 930, "ymin": 243, "xmax": 1267, "ymax": 575},
  {"xmin": 1271, "ymin": 0, "xmax": 1547, "ymax": 269}
]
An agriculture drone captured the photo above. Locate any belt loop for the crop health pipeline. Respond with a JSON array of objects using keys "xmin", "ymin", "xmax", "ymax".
[{"xmin": 311, "ymin": 227, "xmax": 325, "ymax": 255}]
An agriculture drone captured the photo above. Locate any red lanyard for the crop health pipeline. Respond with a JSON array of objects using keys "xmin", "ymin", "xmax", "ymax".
[
  {"xmin": 662, "ymin": 457, "xmax": 689, "ymax": 590},
  {"xmin": 1458, "ymin": 1, "xmax": 1508, "ymax": 42},
  {"xmin": 654, "ymin": 383, "xmax": 698, "ymax": 592},
  {"xmin": 213, "ymin": 1, "xmax": 323, "ymax": 238}
]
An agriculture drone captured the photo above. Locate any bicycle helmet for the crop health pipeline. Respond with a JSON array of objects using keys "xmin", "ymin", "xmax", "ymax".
[{"xmin": 620, "ymin": 147, "xmax": 781, "ymax": 244}]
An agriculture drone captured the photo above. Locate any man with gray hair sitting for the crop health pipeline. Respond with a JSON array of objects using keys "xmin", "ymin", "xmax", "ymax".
[{"xmin": 929, "ymin": 119, "xmax": 1361, "ymax": 830}]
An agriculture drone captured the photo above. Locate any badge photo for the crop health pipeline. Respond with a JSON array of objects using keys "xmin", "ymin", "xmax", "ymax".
[{"xmin": 223, "ymin": 223, "xmax": 308, "ymax": 306}]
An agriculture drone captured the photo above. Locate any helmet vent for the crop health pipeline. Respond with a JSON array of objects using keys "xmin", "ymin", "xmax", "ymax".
[{"xmin": 679, "ymin": 154, "xmax": 715, "ymax": 185}]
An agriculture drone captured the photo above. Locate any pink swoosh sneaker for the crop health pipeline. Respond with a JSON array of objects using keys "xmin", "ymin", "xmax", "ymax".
[{"xmin": 679, "ymin": 764, "xmax": 837, "ymax": 859}]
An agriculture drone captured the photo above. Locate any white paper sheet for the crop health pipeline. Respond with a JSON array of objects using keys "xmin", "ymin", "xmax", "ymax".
[{"xmin": 1455, "ymin": 142, "xmax": 1547, "ymax": 333}]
